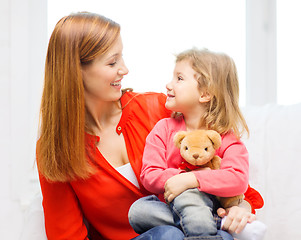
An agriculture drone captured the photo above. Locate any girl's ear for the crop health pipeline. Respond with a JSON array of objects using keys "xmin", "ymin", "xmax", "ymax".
[{"xmin": 199, "ymin": 91, "xmax": 211, "ymax": 103}]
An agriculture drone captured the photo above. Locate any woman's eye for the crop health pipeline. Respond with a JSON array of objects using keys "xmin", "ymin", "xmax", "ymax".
[
  {"xmin": 178, "ymin": 76, "xmax": 183, "ymax": 81},
  {"xmin": 185, "ymin": 146, "xmax": 188, "ymax": 150},
  {"xmin": 204, "ymin": 147, "xmax": 208, "ymax": 151},
  {"xmin": 109, "ymin": 62, "xmax": 117, "ymax": 66}
]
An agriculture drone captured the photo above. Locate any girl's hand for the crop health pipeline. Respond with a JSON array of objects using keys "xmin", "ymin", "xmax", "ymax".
[
  {"xmin": 217, "ymin": 201, "xmax": 256, "ymax": 234},
  {"xmin": 164, "ymin": 172, "xmax": 199, "ymax": 202}
]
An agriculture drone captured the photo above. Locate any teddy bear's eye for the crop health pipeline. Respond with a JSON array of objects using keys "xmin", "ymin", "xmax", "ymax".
[
  {"xmin": 185, "ymin": 146, "xmax": 188, "ymax": 151},
  {"xmin": 204, "ymin": 147, "xmax": 208, "ymax": 151}
]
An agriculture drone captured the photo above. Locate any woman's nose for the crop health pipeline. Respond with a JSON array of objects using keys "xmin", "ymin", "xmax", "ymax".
[
  {"xmin": 166, "ymin": 81, "xmax": 172, "ymax": 91},
  {"xmin": 118, "ymin": 64, "xmax": 129, "ymax": 76}
]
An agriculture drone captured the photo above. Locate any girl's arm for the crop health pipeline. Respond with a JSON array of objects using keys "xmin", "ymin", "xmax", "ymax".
[
  {"xmin": 140, "ymin": 119, "xmax": 183, "ymax": 194},
  {"xmin": 164, "ymin": 172, "xmax": 199, "ymax": 202},
  {"xmin": 192, "ymin": 132, "xmax": 249, "ymax": 197}
]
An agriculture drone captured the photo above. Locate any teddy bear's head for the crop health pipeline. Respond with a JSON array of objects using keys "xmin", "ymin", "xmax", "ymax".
[{"xmin": 174, "ymin": 129, "xmax": 221, "ymax": 167}]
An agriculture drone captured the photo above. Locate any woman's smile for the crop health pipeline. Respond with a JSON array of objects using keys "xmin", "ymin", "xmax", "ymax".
[{"xmin": 110, "ymin": 79, "xmax": 122, "ymax": 89}]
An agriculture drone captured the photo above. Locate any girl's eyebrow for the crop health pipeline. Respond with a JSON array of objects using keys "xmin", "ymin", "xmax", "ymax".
[{"xmin": 176, "ymin": 71, "xmax": 185, "ymax": 77}]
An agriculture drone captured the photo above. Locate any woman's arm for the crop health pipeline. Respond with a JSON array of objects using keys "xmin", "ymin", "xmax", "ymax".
[
  {"xmin": 217, "ymin": 200, "xmax": 255, "ymax": 234},
  {"xmin": 217, "ymin": 185, "xmax": 264, "ymax": 233},
  {"xmin": 39, "ymin": 174, "xmax": 89, "ymax": 240}
]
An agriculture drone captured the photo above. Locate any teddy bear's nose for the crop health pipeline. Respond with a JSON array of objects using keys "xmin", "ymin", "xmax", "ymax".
[{"xmin": 193, "ymin": 153, "xmax": 199, "ymax": 159}]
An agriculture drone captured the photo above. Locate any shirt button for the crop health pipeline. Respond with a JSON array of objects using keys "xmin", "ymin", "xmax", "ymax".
[{"xmin": 117, "ymin": 126, "xmax": 122, "ymax": 131}]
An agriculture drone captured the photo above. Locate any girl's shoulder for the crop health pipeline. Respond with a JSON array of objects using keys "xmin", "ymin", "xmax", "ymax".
[
  {"xmin": 153, "ymin": 115, "xmax": 185, "ymax": 132},
  {"xmin": 217, "ymin": 131, "xmax": 246, "ymax": 155},
  {"xmin": 221, "ymin": 131, "xmax": 239, "ymax": 142}
]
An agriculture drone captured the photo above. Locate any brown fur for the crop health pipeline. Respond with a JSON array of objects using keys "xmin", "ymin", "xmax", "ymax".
[{"xmin": 174, "ymin": 129, "xmax": 244, "ymax": 208}]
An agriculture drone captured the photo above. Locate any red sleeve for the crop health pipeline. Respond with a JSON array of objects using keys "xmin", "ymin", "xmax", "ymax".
[
  {"xmin": 244, "ymin": 185, "xmax": 264, "ymax": 214},
  {"xmin": 39, "ymin": 174, "xmax": 89, "ymax": 240}
]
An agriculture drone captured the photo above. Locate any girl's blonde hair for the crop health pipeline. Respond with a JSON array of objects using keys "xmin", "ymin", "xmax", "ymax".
[
  {"xmin": 176, "ymin": 48, "xmax": 249, "ymax": 138},
  {"xmin": 38, "ymin": 12, "xmax": 120, "ymax": 182}
]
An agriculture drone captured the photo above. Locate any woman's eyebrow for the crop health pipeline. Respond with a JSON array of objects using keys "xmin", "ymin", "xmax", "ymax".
[{"xmin": 105, "ymin": 53, "xmax": 119, "ymax": 61}]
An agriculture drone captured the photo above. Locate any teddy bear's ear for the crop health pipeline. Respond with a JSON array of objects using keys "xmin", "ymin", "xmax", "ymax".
[
  {"xmin": 206, "ymin": 130, "xmax": 222, "ymax": 149},
  {"xmin": 173, "ymin": 131, "xmax": 187, "ymax": 148}
]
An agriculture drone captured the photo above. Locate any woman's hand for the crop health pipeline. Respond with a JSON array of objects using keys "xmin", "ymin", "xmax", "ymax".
[
  {"xmin": 217, "ymin": 200, "xmax": 256, "ymax": 234},
  {"xmin": 164, "ymin": 172, "xmax": 199, "ymax": 202}
]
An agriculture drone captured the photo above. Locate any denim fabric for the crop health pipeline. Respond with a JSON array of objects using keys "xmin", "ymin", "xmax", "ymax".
[
  {"xmin": 131, "ymin": 225, "xmax": 184, "ymax": 240},
  {"xmin": 170, "ymin": 188, "xmax": 217, "ymax": 237},
  {"xmin": 129, "ymin": 195, "xmax": 175, "ymax": 234},
  {"xmin": 128, "ymin": 192, "xmax": 233, "ymax": 240}
]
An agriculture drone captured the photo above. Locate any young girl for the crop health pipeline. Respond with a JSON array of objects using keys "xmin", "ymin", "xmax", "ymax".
[{"xmin": 129, "ymin": 48, "xmax": 265, "ymax": 240}]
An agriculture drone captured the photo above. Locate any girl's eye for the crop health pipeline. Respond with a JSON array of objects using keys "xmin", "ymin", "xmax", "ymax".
[
  {"xmin": 185, "ymin": 146, "xmax": 188, "ymax": 150},
  {"xmin": 204, "ymin": 147, "xmax": 208, "ymax": 151},
  {"xmin": 109, "ymin": 62, "xmax": 117, "ymax": 66},
  {"xmin": 178, "ymin": 76, "xmax": 183, "ymax": 81}
]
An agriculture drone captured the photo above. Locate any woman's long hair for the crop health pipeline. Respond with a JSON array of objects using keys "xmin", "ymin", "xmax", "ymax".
[
  {"xmin": 38, "ymin": 12, "xmax": 120, "ymax": 182},
  {"xmin": 176, "ymin": 48, "xmax": 249, "ymax": 138}
]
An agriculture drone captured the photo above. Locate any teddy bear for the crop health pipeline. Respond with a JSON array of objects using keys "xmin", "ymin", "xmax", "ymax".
[{"xmin": 174, "ymin": 129, "xmax": 244, "ymax": 208}]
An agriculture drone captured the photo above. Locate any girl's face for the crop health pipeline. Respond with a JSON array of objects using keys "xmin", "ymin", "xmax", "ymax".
[
  {"xmin": 81, "ymin": 35, "xmax": 128, "ymax": 103},
  {"xmin": 165, "ymin": 60, "xmax": 203, "ymax": 114}
]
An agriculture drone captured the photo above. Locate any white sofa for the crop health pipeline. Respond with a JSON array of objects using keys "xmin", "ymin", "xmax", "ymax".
[
  {"xmin": 241, "ymin": 103, "xmax": 301, "ymax": 240},
  {"xmin": 20, "ymin": 103, "xmax": 301, "ymax": 240}
]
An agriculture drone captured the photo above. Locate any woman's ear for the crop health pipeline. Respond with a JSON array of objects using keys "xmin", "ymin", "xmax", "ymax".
[{"xmin": 199, "ymin": 91, "xmax": 211, "ymax": 103}]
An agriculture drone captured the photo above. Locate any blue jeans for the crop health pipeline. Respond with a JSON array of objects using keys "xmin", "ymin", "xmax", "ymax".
[
  {"xmin": 129, "ymin": 189, "xmax": 233, "ymax": 240},
  {"xmin": 132, "ymin": 225, "xmax": 184, "ymax": 240}
]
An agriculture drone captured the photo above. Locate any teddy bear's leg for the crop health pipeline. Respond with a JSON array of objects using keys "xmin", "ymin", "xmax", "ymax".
[
  {"xmin": 219, "ymin": 194, "xmax": 244, "ymax": 208},
  {"xmin": 169, "ymin": 188, "xmax": 218, "ymax": 237}
]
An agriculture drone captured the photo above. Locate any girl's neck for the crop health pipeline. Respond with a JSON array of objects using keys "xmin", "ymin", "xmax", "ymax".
[{"xmin": 182, "ymin": 108, "xmax": 206, "ymax": 131}]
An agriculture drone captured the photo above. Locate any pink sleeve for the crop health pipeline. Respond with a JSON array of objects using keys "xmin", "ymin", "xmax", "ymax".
[
  {"xmin": 140, "ymin": 119, "xmax": 182, "ymax": 194},
  {"xmin": 193, "ymin": 133, "xmax": 249, "ymax": 197}
]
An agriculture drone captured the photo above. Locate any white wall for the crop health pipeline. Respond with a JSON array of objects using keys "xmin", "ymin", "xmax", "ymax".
[
  {"xmin": 0, "ymin": 0, "xmax": 281, "ymax": 239},
  {"xmin": 0, "ymin": 0, "xmax": 47, "ymax": 238},
  {"xmin": 246, "ymin": 0, "xmax": 277, "ymax": 105}
]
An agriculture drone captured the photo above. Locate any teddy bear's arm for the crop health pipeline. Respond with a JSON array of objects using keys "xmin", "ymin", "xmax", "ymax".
[{"xmin": 210, "ymin": 155, "xmax": 221, "ymax": 170}]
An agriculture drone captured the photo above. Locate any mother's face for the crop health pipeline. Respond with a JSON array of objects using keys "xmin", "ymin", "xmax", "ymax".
[{"xmin": 81, "ymin": 35, "xmax": 128, "ymax": 103}]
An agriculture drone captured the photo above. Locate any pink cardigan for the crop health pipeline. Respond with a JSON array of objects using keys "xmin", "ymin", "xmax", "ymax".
[{"xmin": 140, "ymin": 117, "xmax": 249, "ymax": 202}]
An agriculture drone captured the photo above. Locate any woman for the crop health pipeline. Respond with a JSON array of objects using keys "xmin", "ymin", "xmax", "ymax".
[{"xmin": 37, "ymin": 12, "xmax": 263, "ymax": 240}]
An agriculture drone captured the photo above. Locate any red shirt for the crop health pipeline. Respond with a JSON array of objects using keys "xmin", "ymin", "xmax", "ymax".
[{"xmin": 38, "ymin": 91, "xmax": 263, "ymax": 240}]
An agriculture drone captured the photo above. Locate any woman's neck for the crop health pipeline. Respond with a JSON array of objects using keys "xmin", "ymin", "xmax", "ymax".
[{"xmin": 85, "ymin": 98, "xmax": 122, "ymax": 134}]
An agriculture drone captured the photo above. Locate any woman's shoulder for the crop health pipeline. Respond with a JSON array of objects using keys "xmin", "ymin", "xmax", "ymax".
[
  {"xmin": 120, "ymin": 90, "xmax": 171, "ymax": 130},
  {"xmin": 121, "ymin": 90, "xmax": 170, "ymax": 116},
  {"xmin": 121, "ymin": 90, "xmax": 167, "ymax": 105}
]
